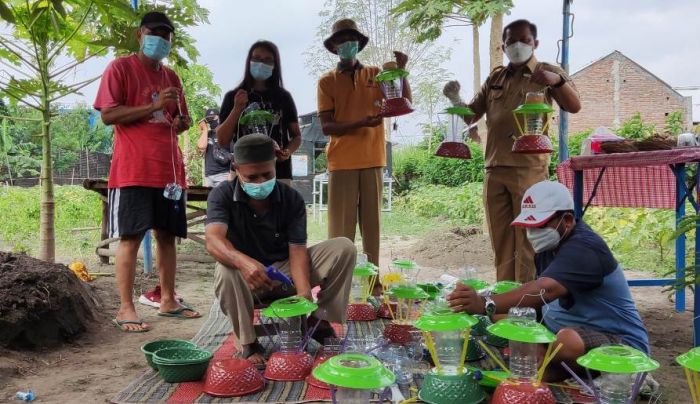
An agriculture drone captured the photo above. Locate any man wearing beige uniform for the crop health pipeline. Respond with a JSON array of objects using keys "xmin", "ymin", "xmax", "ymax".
[
  {"xmin": 205, "ymin": 134, "xmax": 355, "ymax": 366},
  {"xmin": 444, "ymin": 19, "xmax": 580, "ymax": 283}
]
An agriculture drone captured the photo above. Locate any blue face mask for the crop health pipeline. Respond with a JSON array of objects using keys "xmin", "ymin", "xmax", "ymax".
[
  {"xmin": 241, "ymin": 177, "xmax": 276, "ymax": 200},
  {"xmin": 250, "ymin": 61, "xmax": 274, "ymax": 81},
  {"xmin": 141, "ymin": 34, "xmax": 172, "ymax": 61},
  {"xmin": 337, "ymin": 41, "xmax": 359, "ymax": 60}
]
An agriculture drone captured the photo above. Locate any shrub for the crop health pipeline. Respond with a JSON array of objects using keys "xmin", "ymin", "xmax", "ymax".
[{"xmin": 394, "ymin": 183, "xmax": 484, "ymax": 224}]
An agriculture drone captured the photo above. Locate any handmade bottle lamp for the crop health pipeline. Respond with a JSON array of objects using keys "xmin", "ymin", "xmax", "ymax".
[
  {"xmin": 261, "ymin": 296, "xmax": 318, "ymax": 381},
  {"xmin": 375, "ymin": 61, "xmax": 413, "ymax": 118},
  {"xmin": 414, "ymin": 308, "xmax": 486, "ymax": 404},
  {"xmin": 238, "ymin": 109, "xmax": 280, "ymax": 152},
  {"xmin": 378, "ymin": 258, "xmax": 418, "ymax": 319},
  {"xmin": 511, "ymin": 92, "xmax": 554, "ymax": 154},
  {"xmin": 676, "ymin": 348, "xmax": 700, "ymax": 404},
  {"xmin": 487, "ymin": 317, "xmax": 561, "ymax": 404},
  {"xmin": 312, "ymin": 353, "xmax": 395, "ymax": 404},
  {"xmin": 382, "ymin": 259, "xmax": 429, "ymax": 345},
  {"xmin": 491, "ymin": 280, "xmax": 522, "ymax": 295},
  {"xmin": 576, "ymin": 345, "xmax": 659, "ymax": 404},
  {"xmin": 346, "ymin": 255, "xmax": 379, "ymax": 321},
  {"xmin": 306, "ymin": 338, "xmax": 343, "ymax": 390},
  {"xmin": 435, "ymin": 106, "xmax": 475, "ymax": 159}
]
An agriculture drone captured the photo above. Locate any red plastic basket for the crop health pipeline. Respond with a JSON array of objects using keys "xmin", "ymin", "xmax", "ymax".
[
  {"xmin": 435, "ymin": 141, "xmax": 472, "ymax": 159},
  {"xmin": 379, "ymin": 98, "xmax": 414, "ymax": 118},
  {"xmin": 305, "ymin": 351, "xmax": 339, "ymax": 389},
  {"xmin": 263, "ymin": 351, "xmax": 313, "ymax": 381},
  {"xmin": 383, "ymin": 323, "xmax": 417, "ymax": 345},
  {"xmin": 203, "ymin": 358, "xmax": 264, "ymax": 398},
  {"xmin": 377, "ymin": 302, "xmax": 397, "ymax": 319},
  {"xmin": 346, "ymin": 303, "xmax": 377, "ymax": 321},
  {"xmin": 491, "ymin": 380, "xmax": 556, "ymax": 404},
  {"xmin": 512, "ymin": 135, "xmax": 553, "ymax": 154}
]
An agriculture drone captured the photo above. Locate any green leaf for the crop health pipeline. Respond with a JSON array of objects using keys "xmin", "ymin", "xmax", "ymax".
[{"xmin": 0, "ymin": 1, "xmax": 15, "ymax": 23}]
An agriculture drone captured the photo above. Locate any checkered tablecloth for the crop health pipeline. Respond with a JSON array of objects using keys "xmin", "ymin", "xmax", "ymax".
[{"xmin": 557, "ymin": 148, "xmax": 700, "ymax": 210}]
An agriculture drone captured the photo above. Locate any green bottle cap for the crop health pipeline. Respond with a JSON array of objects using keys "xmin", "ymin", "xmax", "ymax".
[
  {"xmin": 260, "ymin": 296, "xmax": 318, "ymax": 318},
  {"xmin": 444, "ymin": 105, "xmax": 475, "ymax": 117},
  {"xmin": 677, "ymin": 347, "xmax": 700, "ymax": 372},
  {"xmin": 461, "ymin": 279, "xmax": 490, "ymax": 292},
  {"xmin": 577, "ymin": 345, "xmax": 659, "ymax": 373},
  {"xmin": 415, "ymin": 307, "xmax": 479, "ymax": 331},
  {"xmin": 375, "ymin": 68, "xmax": 409, "ymax": 82},
  {"xmin": 392, "ymin": 259, "xmax": 419, "ymax": 270},
  {"xmin": 239, "ymin": 109, "xmax": 274, "ymax": 126},
  {"xmin": 513, "ymin": 103, "xmax": 554, "ymax": 114},
  {"xmin": 387, "ymin": 285, "xmax": 430, "ymax": 300},
  {"xmin": 486, "ymin": 317, "xmax": 556, "ymax": 343},
  {"xmin": 312, "ymin": 353, "xmax": 395, "ymax": 389},
  {"xmin": 491, "ymin": 280, "xmax": 522, "ymax": 294},
  {"xmin": 353, "ymin": 262, "xmax": 378, "ymax": 277}
]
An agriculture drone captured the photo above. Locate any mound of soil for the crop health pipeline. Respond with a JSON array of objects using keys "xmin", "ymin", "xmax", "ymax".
[
  {"xmin": 0, "ymin": 252, "xmax": 102, "ymax": 349},
  {"xmin": 410, "ymin": 227, "xmax": 494, "ymax": 273}
]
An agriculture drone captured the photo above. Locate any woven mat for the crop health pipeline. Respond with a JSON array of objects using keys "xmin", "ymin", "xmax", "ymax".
[{"xmin": 111, "ymin": 302, "xmax": 586, "ymax": 403}]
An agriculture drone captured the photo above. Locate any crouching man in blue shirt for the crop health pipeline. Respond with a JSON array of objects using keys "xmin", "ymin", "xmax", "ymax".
[{"xmin": 447, "ymin": 180, "xmax": 649, "ymax": 381}]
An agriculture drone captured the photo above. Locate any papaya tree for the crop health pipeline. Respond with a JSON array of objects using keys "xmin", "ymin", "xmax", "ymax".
[{"xmin": 0, "ymin": 0, "xmax": 207, "ymax": 262}]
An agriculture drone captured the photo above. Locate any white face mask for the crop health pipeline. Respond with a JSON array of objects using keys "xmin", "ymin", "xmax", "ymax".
[
  {"xmin": 526, "ymin": 217, "xmax": 565, "ymax": 253},
  {"xmin": 505, "ymin": 41, "xmax": 534, "ymax": 65}
]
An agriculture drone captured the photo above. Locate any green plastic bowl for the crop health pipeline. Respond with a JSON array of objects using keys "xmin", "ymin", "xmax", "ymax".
[
  {"xmin": 141, "ymin": 339, "xmax": 197, "ymax": 370},
  {"xmin": 152, "ymin": 347, "xmax": 213, "ymax": 383}
]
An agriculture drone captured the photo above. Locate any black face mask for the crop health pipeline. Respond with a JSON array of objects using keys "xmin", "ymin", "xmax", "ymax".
[{"xmin": 206, "ymin": 117, "xmax": 219, "ymax": 130}]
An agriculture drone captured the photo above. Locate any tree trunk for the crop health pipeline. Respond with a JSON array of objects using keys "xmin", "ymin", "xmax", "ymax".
[
  {"xmin": 489, "ymin": 13, "xmax": 504, "ymax": 71},
  {"xmin": 39, "ymin": 45, "xmax": 55, "ymax": 263}
]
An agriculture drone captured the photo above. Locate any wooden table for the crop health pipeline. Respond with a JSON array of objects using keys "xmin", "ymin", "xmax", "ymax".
[{"xmin": 82, "ymin": 179, "xmax": 215, "ymax": 266}]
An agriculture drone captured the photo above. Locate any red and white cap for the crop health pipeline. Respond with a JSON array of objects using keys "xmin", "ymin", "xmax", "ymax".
[{"xmin": 512, "ymin": 181, "xmax": 574, "ymax": 227}]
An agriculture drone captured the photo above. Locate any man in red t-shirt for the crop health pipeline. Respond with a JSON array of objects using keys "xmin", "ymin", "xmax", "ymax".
[{"xmin": 94, "ymin": 11, "xmax": 200, "ymax": 332}]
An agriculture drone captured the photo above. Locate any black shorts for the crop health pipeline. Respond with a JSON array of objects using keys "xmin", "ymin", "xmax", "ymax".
[{"xmin": 108, "ymin": 186, "xmax": 187, "ymax": 238}]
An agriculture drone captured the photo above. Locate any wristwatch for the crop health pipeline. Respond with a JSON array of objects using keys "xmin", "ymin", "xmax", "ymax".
[
  {"xmin": 483, "ymin": 294, "xmax": 497, "ymax": 316},
  {"xmin": 551, "ymin": 74, "xmax": 566, "ymax": 89}
]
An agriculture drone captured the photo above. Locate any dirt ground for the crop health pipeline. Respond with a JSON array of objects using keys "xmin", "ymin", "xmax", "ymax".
[{"xmin": 0, "ymin": 228, "xmax": 695, "ymax": 403}]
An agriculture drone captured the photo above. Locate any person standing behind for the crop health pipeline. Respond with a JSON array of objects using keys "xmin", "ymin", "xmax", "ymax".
[
  {"xmin": 216, "ymin": 41, "xmax": 301, "ymax": 185},
  {"xmin": 443, "ymin": 19, "xmax": 580, "ymax": 283},
  {"xmin": 197, "ymin": 108, "xmax": 230, "ymax": 187},
  {"xmin": 317, "ymin": 18, "xmax": 411, "ymax": 268},
  {"xmin": 94, "ymin": 11, "xmax": 201, "ymax": 332}
]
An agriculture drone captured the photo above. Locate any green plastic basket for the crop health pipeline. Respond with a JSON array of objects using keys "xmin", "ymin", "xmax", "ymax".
[
  {"xmin": 141, "ymin": 339, "xmax": 197, "ymax": 370},
  {"xmin": 152, "ymin": 347, "xmax": 213, "ymax": 383}
]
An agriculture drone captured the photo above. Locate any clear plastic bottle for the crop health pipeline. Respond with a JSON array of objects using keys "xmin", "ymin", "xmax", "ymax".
[
  {"xmin": 431, "ymin": 330, "xmax": 463, "ymax": 375},
  {"xmin": 278, "ymin": 316, "xmax": 302, "ymax": 353},
  {"xmin": 507, "ymin": 307, "xmax": 539, "ymax": 380},
  {"xmin": 597, "ymin": 372, "xmax": 634, "ymax": 404}
]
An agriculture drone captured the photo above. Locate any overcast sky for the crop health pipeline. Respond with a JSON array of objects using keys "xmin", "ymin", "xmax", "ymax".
[{"xmin": 69, "ymin": 0, "xmax": 699, "ymax": 143}]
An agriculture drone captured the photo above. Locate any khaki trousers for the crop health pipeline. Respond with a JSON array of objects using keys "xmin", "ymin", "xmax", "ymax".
[
  {"xmin": 484, "ymin": 166, "xmax": 549, "ymax": 283},
  {"xmin": 213, "ymin": 237, "xmax": 356, "ymax": 349},
  {"xmin": 327, "ymin": 168, "xmax": 382, "ymax": 265}
]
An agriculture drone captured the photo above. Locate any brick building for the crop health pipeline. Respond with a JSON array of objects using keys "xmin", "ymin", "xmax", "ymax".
[{"xmin": 565, "ymin": 50, "xmax": 692, "ymax": 134}]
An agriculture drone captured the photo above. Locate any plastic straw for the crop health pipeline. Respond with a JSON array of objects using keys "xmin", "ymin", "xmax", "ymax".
[
  {"xmin": 383, "ymin": 295, "xmax": 396, "ymax": 320},
  {"xmin": 537, "ymin": 343, "xmax": 563, "ymax": 384},
  {"xmin": 424, "ymin": 332, "xmax": 442, "ymax": 373},
  {"xmin": 584, "ymin": 368, "xmax": 601, "ymax": 402},
  {"xmin": 457, "ymin": 329, "xmax": 469, "ymax": 373},
  {"xmin": 559, "ymin": 361, "xmax": 596, "ymax": 396},
  {"xmin": 694, "ymin": 371, "xmax": 700, "ymax": 404},
  {"xmin": 477, "ymin": 339, "xmax": 509, "ymax": 373},
  {"xmin": 627, "ymin": 372, "xmax": 647, "ymax": 404},
  {"xmin": 685, "ymin": 368, "xmax": 699, "ymax": 404}
]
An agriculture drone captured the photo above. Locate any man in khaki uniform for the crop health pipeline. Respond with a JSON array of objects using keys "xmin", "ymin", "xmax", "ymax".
[
  {"xmin": 317, "ymin": 18, "xmax": 411, "ymax": 269},
  {"xmin": 444, "ymin": 19, "xmax": 580, "ymax": 283},
  {"xmin": 205, "ymin": 134, "xmax": 356, "ymax": 366}
]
